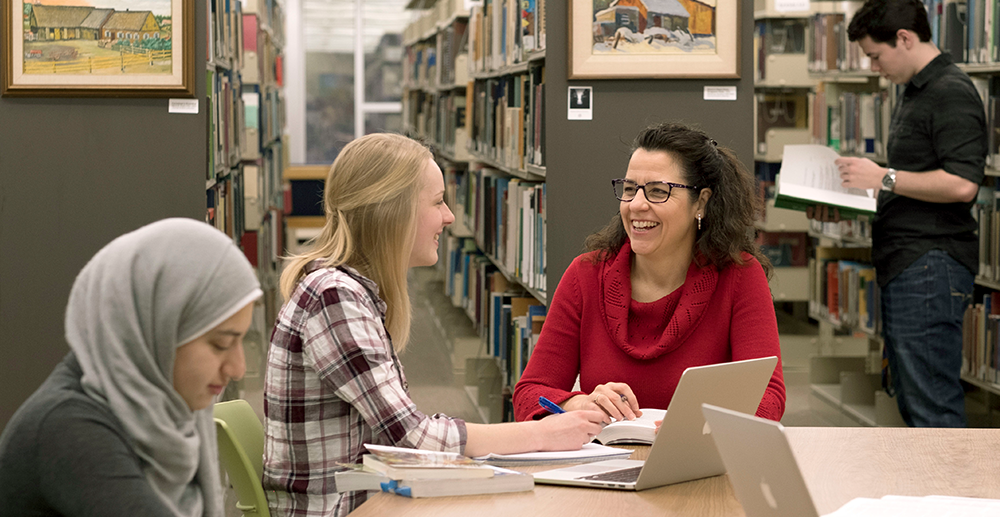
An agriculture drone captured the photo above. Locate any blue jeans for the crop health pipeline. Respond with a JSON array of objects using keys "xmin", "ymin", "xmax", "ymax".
[{"xmin": 881, "ymin": 250, "xmax": 972, "ymax": 427}]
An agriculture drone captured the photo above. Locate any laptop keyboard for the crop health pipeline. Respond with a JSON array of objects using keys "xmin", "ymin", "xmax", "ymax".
[{"xmin": 577, "ymin": 466, "xmax": 643, "ymax": 483}]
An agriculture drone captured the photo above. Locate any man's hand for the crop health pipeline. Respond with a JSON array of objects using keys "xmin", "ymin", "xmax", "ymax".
[
  {"xmin": 835, "ymin": 156, "xmax": 885, "ymax": 191},
  {"xmin": 805, "ymin": 204, "xmax": 841, "ymax": 222}
]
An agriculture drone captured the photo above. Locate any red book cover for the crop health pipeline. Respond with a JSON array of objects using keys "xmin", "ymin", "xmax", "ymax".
[
  {"xmin": 827, "ymin": 261, "xmax": 839, "ymax": 317},
  {"xmin": 283, "ymin": 184, "xmax": 292, "ymax": 216},
  {"xmin": 242, "ymin": 14, "xmax": 258, "ymax": 52},
  {"xmin": 241, "ymin": 231, "xmax": 258, "ymax": 267}
]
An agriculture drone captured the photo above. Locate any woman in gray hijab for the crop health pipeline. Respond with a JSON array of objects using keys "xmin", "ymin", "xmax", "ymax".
[{"xmin": 0, "ymin": 218, "xmax": 262, "ymax": 516}]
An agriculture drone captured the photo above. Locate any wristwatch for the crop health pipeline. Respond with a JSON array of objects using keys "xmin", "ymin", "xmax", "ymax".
[{"xmin": 881, "ymin": 168, "xmax": 897, "ymax": 192}]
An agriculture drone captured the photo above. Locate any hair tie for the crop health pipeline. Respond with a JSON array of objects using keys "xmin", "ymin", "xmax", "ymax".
[{"xmin": 710, "ymin": 139, "xmax": 718, "ymax": 147}]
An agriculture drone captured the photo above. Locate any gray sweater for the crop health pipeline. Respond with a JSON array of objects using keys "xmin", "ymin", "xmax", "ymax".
[{"xmin": 0, "ymin": 354, "xmax": 176, "ymax": 516}]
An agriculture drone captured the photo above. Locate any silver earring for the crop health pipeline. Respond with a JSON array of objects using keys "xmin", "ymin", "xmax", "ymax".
[{"xmin": 697, "ymin": 214, "xmax": 702, "ymax": 230}]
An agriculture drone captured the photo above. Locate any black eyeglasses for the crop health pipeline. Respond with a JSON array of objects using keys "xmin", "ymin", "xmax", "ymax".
[{"xmin": 611, "ymin": 179, "xmax": 701, "ymax": 203}]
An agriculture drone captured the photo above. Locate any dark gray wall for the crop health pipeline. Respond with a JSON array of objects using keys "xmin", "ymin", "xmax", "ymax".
[
  {"xmin": 0, "ymin": 2, "xmax": 207, "ymax": 429},
  {"xmin": 545, "ymin": 2, "xmax": 755, "ymax": 296}
]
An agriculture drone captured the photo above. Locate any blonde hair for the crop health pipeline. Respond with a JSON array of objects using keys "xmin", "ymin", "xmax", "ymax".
[{"xmin": 279, "ymin": 133, "xmax": 432, "ymax": 350}]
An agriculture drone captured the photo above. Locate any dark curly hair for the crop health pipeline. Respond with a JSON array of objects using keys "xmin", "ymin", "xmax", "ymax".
[{"xmin": 583, "ymin": 122, "xmax": 772, "ymax": 279}]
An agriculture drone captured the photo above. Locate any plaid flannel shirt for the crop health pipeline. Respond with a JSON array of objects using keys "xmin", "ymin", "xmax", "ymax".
[{"xmin": 261, "ymin": 265, "xmax": 467, "ymax": 516}]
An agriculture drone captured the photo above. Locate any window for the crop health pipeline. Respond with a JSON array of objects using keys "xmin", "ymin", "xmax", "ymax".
[{"xmin": 290, "ymin": 0, "xmax": 413, "ymax": 164}]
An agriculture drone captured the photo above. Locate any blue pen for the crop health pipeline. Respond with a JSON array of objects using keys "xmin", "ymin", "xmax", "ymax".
[{"xmin": 538, "ymin": 396, "xmax": 566, "ymax": 414}]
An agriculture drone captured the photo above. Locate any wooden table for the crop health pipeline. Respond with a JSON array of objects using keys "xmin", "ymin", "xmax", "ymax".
[{"xmin": 350, "ymin": 427, "xmax": 1000, "ymax": 517}]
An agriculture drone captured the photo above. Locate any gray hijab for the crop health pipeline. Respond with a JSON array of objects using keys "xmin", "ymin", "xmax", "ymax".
[{"xmin": 64, "ymin": 218, "xmax": 262, "ymax": 517}]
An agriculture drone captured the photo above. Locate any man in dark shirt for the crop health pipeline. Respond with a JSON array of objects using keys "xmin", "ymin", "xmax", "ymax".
[{"xmin": 834, "ymin": 0, "xmax": 986, "ymax": 427}]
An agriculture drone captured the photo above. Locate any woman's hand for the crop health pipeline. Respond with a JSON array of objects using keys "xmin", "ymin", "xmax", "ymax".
[
  {"xmin": 562, "ymin": 382, "xmax": 642, "ymax": 421},
  {"xmin": 532, "ymin": 410, "xmax": 610, "ymax": 451}
]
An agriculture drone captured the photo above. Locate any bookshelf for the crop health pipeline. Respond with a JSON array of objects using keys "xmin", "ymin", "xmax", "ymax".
[
  {"xmin": 949, "ymin": 0, "xmax": 1000, "ymax": 427},
  {"xmin": 754, "ymin": 1, "xmax": 814, "ymax": 304},
  {"xmin": 208, "ymin": 0, "xmax": 286, "ymax": 397},
  {"xmin": 780, "ymin": 0, "xmax": 1000, "ymax": 426},
  {"xmin": 794, "ymin": 0, "xmax": 898, "ymax": 427},
  {"xmin": 405, "ymin": 0, "xmax": 547, "ymax": 423}
]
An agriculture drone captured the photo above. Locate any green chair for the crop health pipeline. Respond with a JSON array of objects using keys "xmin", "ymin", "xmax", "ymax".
[{"xmin": 214, "ymin": 399, "xmax": 271, "ymax": 517}]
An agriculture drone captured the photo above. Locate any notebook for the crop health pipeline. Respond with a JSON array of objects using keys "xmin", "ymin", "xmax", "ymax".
[
  {"xmin": 532, "ymin": 356, "xmax": 779, "ymax": 490},
  {"xmin": 700, "ymin": 403, "xmax": 819, "ymax": 517}
]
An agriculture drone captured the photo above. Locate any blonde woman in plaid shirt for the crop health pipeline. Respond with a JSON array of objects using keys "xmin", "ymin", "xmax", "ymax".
[{"xmin": 262, "ymin": 133, "xmax": 607, "ymax": 517}]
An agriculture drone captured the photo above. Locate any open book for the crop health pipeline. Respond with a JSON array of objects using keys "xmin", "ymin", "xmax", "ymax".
[
  {"xmin": 592, "ymin": 408, "xmax": 666, "ymax": 445},
  {"xmin": 774, "ymin": 144, "xmax": 877, "ymax": 219}
]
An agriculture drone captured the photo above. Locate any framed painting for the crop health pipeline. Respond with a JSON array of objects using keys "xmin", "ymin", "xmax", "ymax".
[
  {"xmin": 2, "ymin": 0, "xmax": 195, "ymax": 97},
  {"xmin": 570, "ymin": 0, "xmax": 740, "ymax": 79}
]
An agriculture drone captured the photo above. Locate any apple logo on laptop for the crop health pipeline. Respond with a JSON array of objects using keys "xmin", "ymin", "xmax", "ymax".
[{"xmin": 759, "ymin": 477, "xmax": 779, "ymax": 509}]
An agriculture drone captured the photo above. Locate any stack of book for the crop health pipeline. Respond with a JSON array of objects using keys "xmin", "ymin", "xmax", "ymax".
[{"xmin": 334, "ymin": 444, "xmax": 534, "ymax": 498}]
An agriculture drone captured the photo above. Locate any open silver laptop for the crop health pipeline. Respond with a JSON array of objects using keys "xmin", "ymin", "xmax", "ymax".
[
  {"xmin": 532, "ymin": 356, "xmax": 779, "ymax": 490},
  {"xmin": 700, "ymin": 404, "xmax": 819, "ymax": 517}
]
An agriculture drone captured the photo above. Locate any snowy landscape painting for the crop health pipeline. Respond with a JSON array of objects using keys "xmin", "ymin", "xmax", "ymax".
[
  {"xmin": 592, "ymin": 0, "xmax": 718, "ymax": 56},
  {"xmin": 570, "ymin": 0, "xmax": 739, "ymax": 79}
]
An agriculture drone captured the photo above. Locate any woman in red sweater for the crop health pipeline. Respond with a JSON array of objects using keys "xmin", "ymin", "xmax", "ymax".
[{"xmin": 514, "ymin": 122, "xmax": 785, "ymax": 423}]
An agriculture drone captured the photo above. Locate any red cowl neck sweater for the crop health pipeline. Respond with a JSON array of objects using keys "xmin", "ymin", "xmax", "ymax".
[{"xmin": 513, "ymin": 241, "xmax": 785, "ymax": 421}]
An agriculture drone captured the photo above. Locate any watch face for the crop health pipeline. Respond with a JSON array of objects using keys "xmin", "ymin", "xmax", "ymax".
[{"xmin": 882, "ymin": 173, "xmax": 894, "ymax": 189}]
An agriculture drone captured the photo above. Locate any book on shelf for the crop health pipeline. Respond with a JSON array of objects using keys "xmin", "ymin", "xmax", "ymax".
[
  {"xmin": 807, "ymin": 218, "xmax": 872, "ymax": 243},
  {"xmin": 334, "ymin": 463, "xmax": 534, "ymax": 498},
  {"xmin": 989, "ymin": 78, "xmax": 1000, "ymax": 170},
  {"xmin": 507, "ymin": 297, "xmax": 543, "ymax": 386},
  {"xmin": 808, "ymin": 247, "xmax": 875, "ymax": 329},
  {"xmin": 962, "ymin": 292, "xmax": 1000, "ymax": 384},
  {"xmin": 592, "ymin": 409, "xmax": 667, "ymax": 446},
  {"xmin": 755, "ymin": 91, "xmax": 809, "ymax": 156},
  {"xmin": 756, "ymin": 232, "xmax": 809, "ymax": 268},
  {"xmin": 754, "ymin": 17, "xmax": 807, "ymax": 82},
  {"xmin": 940, "ymin": 0, "xmax": 967, "ymax": 64},
  {"xmin": 774, "ymin": 144, "xmax": 877, "ymax": 218}
]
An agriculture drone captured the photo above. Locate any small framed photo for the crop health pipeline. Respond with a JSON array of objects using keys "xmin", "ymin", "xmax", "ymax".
[
  {"xmin": 568, "ymin": 86, "xmax": 593, "ymax": 120},
  {"xmin": 2, "ymin": 0, "xmax": 195, "ymax": 97},
  {"xmin": 569, "ymin": 0, "xmax": 740, "ymax": 80}
]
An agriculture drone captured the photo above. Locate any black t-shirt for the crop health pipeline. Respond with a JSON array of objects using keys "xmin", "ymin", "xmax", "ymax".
[
  {"xmin": 0, "ymin": 354, "xmax": 176, "ymax": 517},
  {"xmin": 873, "ymin": 52, "xmax": 987, "ymax": 287}
]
